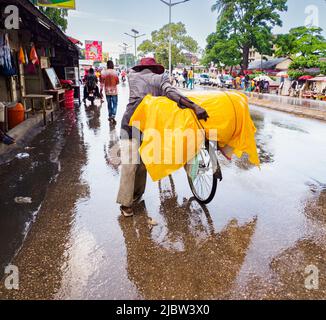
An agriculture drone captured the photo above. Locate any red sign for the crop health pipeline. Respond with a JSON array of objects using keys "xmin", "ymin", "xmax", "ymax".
[{"xmin": 85, "ymin": 41, "xmax": 103, "ymax": 61}]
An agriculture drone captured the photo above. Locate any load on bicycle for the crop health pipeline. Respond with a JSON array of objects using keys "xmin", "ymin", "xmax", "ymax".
[
  {"xmin": 129, "ymin": 91, "xmax": 260, "ymax": 204},
  {"xmin": 118, "ymin": 58, "xmax": 260, "ymax": 217}
]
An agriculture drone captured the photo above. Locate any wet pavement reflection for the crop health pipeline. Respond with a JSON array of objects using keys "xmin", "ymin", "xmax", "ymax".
[{"xmin": 1, "ymin": 85, "xmax": 326, "ymax": 300}]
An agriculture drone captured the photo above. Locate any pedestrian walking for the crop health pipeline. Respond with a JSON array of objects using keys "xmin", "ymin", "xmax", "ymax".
[
  {"xmin": 117, "ymin": 57, "xmax": 208, "ymax": 217},
  {"xmin": 178, "ymin": 73, "xmax": 185, "ymax": 87},
  {"xmin": 188, "ymin": 67, "xmax": 194, "ymax": 90},
  {"xmin": 244, "ymin": 74, "xmax": 250, "ymax": 90},
  {"xmin": 182, "ymin": 68, "xmax": 188, "ymax": 88},
  {"xmin": 101, "ymin": 60, "xmax": 120, "ymax": 124},
  {"xmin": 235, "ymin": 75, "xmax": 241, "ymax": 90}
]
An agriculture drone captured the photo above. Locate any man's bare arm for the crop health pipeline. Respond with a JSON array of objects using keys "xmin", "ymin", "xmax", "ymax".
[{"xmin": 161, "ymin": 76, "xmax": 209, "ymax": 121}]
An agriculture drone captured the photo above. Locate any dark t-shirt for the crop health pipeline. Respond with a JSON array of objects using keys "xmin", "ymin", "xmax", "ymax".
[{"xmin": 86, "ymin": 74, "xmax": 98, "ymax": 89}]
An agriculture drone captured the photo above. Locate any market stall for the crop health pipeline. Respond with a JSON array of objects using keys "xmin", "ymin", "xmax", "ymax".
[
  {"xmin": 304, "ymin": 76, "xmax": 326, "ymax": 100},
  {"xmin": 0, "ymin": 0, "xmax": 80, "ymax": 132}
]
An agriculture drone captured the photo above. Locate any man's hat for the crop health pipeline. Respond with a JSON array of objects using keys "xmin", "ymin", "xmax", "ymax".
[{"xmin": 132, "ymin": 57, "xmax": 165, "ymax": 75}]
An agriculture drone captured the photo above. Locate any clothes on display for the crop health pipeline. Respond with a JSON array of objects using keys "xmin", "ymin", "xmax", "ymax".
[
  {"xmin": 0, "ymin": 33, "xmax": 17, "ymax": 76},
  {"xmin": 29, "ymin": 44, "xmax": 39, "ymax": 65}
]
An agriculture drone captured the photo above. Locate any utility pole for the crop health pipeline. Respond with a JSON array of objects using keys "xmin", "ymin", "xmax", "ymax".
[
  {"xmin": 120, "ymin": 43, "xmax": 131, "ymax": 70},
  {"xmin": 159, "ymin": 0, "xmax": 191, "ymax": 75},
  {"xmin": 124, "ymin": 29, "xmax": 145, "ymax": 66}
]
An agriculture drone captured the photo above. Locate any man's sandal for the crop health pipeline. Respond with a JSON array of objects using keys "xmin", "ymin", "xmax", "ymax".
[{"xmin": 120, "ymin": 206, "xmax": 134, "ymax": 218}]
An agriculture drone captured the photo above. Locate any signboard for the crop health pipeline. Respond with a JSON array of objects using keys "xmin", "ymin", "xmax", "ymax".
[
  {"xmin": 37, "ymin": 0, "xmax": 76, "ymax": 10},
  {"xmin": 40, "ymin": 56, "xmax": 50, "ymax": 69},
  {"xmin": 102, "ymin": 52, "xmax": 110, "ymax": 63},
  {"xmin": 85, "ymin": 41, "xmax": 103, "ymax": 62}
]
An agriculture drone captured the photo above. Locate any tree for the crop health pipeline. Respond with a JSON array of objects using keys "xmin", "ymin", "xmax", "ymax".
[
  {"xmin": 29, "ymin": 1, "xmax": 68, "ymax": 31},
  {"xmin": 202, "ymin": 30, "xmax": 241, "ymax": 69},
  {"xmin": 138, "ymin": 22, "xmax": 199, "ymax": 68},
  {"xmin": 275, "ymin": 26, "xmax": 326, "ymax": 58},
  {"xmin": 288, "ymin": 55, "xmax": 326, "ymax": 79},
  {"xmin": 209, "ymin": 0, "xmax": 288, "ymax": 70},
  {"xmin": 80, "ymin": 48, "xmax": 86, "ymax": 59},
  {"xmin": 119, "ymin": 53, "xmax": 136, "ymax": 68}
]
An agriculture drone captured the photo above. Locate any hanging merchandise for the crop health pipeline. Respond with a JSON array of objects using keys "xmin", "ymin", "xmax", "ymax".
[
  {"xmin": 24, "ymin": 49, "xmax": 29, "ymax": 65},
  {"xmin": 25, "ymin": 61, "xmax": 37, "ymax": 75},
  {"xmin": 46, "ymin": 48, "xmax": 51, "ymax": 58},
  {"xmin": 0, "ymin": 33, "xmax": 5, "ymax": 67},
  {"xmin": 0, "ymin": 33, "xmax": 17, "ymax": 76},
  {"xmin": 18, "ymin": 46, "xmax": 26, "ymax": 64},
  {"xmin": 30, "ymin": 44, "xmax": 39, "ymax": 65}
]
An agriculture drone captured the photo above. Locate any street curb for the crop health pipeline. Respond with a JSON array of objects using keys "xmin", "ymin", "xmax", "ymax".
[
  {"xmin": 0, "ymin": 113, "xmax": 57, "ymax": 165},
  {"xmin": 181, "ymin": 87, "xmax": 326, "ymax": 122},
  {"xmin": 248, "ymin": 97, "xmax": 326, "ymax": 122}
]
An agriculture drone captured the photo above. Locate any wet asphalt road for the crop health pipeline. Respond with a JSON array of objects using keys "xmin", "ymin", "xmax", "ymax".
[{"xmin": 0, "ymin": 84, "xmax": 326, "ymax": 300}]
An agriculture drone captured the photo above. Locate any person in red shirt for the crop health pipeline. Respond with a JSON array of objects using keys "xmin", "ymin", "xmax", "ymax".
[
  {"xmin": 101, "ymin": 61, "xmax": 120, "ymax": 124},
  {"xmin": 121, "ymin": 69, "xmax": 127, "ymax": 79}
]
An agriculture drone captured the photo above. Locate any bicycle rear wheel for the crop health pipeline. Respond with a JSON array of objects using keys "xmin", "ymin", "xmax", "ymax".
[{"xmin": 187, "ymin": 141, "xmax": 222, "ymax": 204}]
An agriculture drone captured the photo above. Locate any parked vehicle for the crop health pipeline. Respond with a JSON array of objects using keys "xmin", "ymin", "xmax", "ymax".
[
  {"xmin": 210, "ymin": 77, "xmax": 223, "ymax": 88},
  {"xmin": 194, "ymin": 73, "xmax": 200, "ymax": 84},
  {"xmin": 222, "ymin": 75, "xmax": 234, "ymax": 89},
  {"xmin": 198, "ymin": 74, "xmax": 211, "ymax": 86}
]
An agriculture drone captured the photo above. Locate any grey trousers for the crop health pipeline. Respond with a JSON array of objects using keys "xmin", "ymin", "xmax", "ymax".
[{"xmin": 117, "ymin": 139, "xmax": 147, "ymax": 207}]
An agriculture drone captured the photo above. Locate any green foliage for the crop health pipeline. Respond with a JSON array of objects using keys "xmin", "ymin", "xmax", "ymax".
[
  {"xmin": 289, "ymin": 55, "xmax": 321, "ymax": 70},
  {"xmin": 275, "ymin": 26, "xmax": 326, "ymax": 58},
  {"xmin": 287, "ymin": 70, "xmax": 306, "ymax": 80},
  {"xmin": 138, "ymin": 23, "xmax": 199, "ymax": 68},
  {"xmin": 288, "ymin": 55, "xmax": 326, "ymax": 79},
  {"xmin": 321, "ymin": 62, "xmax": 326, "ymax": 75},
  {"xmin": 207, "ymin": 0, "xmax": 288, "ymax": 69},
  {"xmin": 80, "ymin": 48, "xmax": 85, "ymax": 59},
  {"xmin": 247, "ymin": 71, "xmax": 268, "ymax": 80},
  {"xmin": 29, "ymin": 1, "xmax": 68, "ymax": 31},
  {"xmin": 38, "ymin": 7, "xmax": 68, "ymax": 32},
  {"xmin": 202, "ymin": 32, "xmax": 242, "ymax": 67},
  {"xmin": 277, "ymin": 27, "xmax": 326, "ymax": 79},
  {"xmin": 119, "ymin": 53, "xmax": 135, "ymax": 68}
]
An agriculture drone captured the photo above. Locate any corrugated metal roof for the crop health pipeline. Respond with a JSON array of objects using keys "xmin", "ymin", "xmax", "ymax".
[{"xmin": 248, "ymin": 58, "xmax": 287, "ymax": 70}]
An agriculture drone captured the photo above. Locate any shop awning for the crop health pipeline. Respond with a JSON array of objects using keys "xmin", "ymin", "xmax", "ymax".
[
  {"xmin": 308, "ymin": 76, "xmax": 326, "ymax": 82},
  {"xmin": 68, "ymin": 36, "xmax": 83, "ymax": 46},
  {"xmin": 298, "ymin": 75, "xmax": 314, "ymax": 81}
]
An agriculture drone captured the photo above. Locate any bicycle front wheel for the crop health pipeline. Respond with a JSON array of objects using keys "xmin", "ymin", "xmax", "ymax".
[{"xmin": 187, "ymin": 141, "xmax": 222, "ymax": 204}]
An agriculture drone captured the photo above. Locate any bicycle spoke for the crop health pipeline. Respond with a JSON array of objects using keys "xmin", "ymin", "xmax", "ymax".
[{"xmin": 188, "ymin": 142, "xmax": 219, "ymax": 203}]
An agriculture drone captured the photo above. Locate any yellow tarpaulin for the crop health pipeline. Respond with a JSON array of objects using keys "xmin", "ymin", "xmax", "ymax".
[{"xmin": 130, "ymin": 91, "xmax": 260, "ymax": 181}]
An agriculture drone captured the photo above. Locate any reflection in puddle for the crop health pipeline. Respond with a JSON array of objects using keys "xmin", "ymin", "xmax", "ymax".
[
  {"xmin": 271, "ymin": 121, "xmax": 309, "ymax": 134},
  {"xmin": 104, "ymin": 124, "xmax": 121, "ymax": 175},
  {"xmin": 85, "ymin": 104, "xmax": 102, "ymax": 134},
  {"xmin": 248, "ymin": 110, "xmax": 275, "ymax": 165},
  {"xmin": 119, "ymin": 176, "xmax": 258, "ymax": 299},
  {"xmin": 0, "ymin": 110, "xmax": 90, "ymax": 299}
]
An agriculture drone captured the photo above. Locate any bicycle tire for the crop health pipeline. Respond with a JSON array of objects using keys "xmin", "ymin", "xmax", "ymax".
[{"xmin": 187, "ymin": 141, "xmax": 222, "ymax": 204}]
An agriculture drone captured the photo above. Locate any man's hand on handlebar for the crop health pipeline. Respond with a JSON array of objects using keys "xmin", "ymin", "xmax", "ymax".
[
  {"xmin": 193, "ymin": 105, "xmax": 209, "ymax": 122},
  {"xmin": 178, "ymin": 97, "xmax": 209, "ymax": 122}
]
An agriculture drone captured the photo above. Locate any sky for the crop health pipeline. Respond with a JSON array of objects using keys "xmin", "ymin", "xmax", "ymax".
[{"xmin": 66, "ymin": 0, "xmax": 326, "ymax": 60}]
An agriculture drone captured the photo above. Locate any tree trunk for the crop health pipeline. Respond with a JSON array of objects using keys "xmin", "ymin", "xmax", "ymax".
[{"xmin": 242, "ymin": 45, "xmax": 250, "ymax": 71}]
